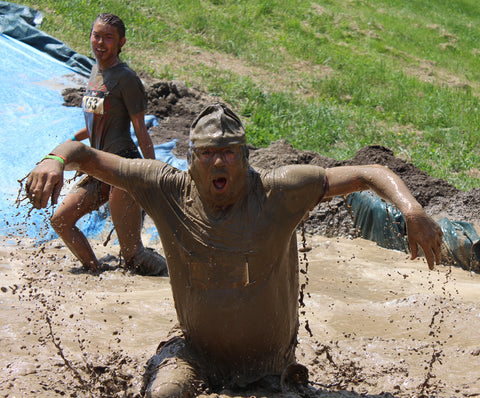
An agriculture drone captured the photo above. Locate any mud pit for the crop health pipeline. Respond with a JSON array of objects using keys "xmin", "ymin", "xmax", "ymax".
[{"xmin": 2, "ymin": 80, "xmax": 480, "ymax": 397}]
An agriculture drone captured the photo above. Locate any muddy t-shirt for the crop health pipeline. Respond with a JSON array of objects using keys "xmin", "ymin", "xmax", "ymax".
[
  {"xmin": 118, "ymin": 159, "xmax": 327, "ymax": 384},
  {"xmin": 82, "ymin": 63, "xmax": 146, "ymax": 153}
]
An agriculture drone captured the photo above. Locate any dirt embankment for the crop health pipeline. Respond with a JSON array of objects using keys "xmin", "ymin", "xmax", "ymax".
[{"xmin": 64, "ymin": 78, "xmax": 480, "ymax": 235}]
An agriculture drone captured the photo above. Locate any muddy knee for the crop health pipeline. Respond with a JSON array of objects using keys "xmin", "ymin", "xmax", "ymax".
[
  {"xmin": 50, "ymin": 212, "xmax": 71, "ymax": 235},
  {"xmin": 126, "ymin": 247, "xmax": 168, "ymax": 276},
  {"xmin": 143, "ymin": 357, "xmax": 198, "ymax": 398},
  {"xmin": 147, "ymin": 380, "xmax": 194, "ymax": 398}
]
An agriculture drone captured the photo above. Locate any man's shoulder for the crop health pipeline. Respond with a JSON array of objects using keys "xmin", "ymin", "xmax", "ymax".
[
  {"xmin": 122, "ymin": 159, "xmax": 187, "ymax": 181},
  {"xmin": 248, "ymin": 164, "xmax": 327, "ymax": 215},
  {"xmin": 255, "ymin": 164, "xmax": 326, "ymax": 186}
]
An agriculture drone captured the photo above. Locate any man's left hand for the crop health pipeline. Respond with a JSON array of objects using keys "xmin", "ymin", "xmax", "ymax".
[{"xmin": 405, "ymin": 211, "xmax": 443, "ymax": 270}]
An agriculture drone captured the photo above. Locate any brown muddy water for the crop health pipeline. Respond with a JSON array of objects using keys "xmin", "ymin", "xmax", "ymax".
[{"xmin": 1, "ymin": 233, "xmax": 479, "ymax": 397}]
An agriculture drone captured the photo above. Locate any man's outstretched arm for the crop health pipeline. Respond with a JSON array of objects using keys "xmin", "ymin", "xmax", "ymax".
[
  {"xmin": 325, "ymin": 164, "xmax": 443, "ymax": 269},
  {"xmin": 26, "ymin": 141, "xmax": 128, "ymax": 209}
]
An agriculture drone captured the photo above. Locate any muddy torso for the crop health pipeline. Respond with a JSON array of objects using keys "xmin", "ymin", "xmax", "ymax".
[
  {"xmin": 82, "ymin": 63, "xmax": 146, "ymax": 153},
  {"xmin": 119, "ymin": 159, "xmax": 327, "ymax": 384}
]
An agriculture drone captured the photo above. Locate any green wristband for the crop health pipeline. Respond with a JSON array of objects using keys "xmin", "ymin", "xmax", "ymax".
[
  {"xmin": 42, "ymin": 154, "xmax": 65, "ymax": 167},
  {"xmin": 71, "ymin": 136, "xmax": 77, "ymax": 141}
]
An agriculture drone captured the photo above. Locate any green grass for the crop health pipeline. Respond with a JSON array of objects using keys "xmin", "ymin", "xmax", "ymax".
[{"xmin": 15, "ymin": 0, "xmax": 480, "ymax": 190}]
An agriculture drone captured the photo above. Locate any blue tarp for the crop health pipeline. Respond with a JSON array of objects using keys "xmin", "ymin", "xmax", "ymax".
[
  {"xmin": 0, "ymin": 1, "xmax": 94, "ymax": 76},
  {"xmin": 0, "ymin": 3, "xmax": 187, "ymax": 241},
  {"xmin": 346, "ymin": 191, "xmax": 408, "ymax": 252},
  {"xmin": 0, "ymin": 32, "xmax": 88, "ymax": 238}
]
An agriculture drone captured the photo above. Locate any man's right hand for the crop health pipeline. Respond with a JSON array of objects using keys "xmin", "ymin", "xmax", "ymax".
[{"xmin": 26, "ymin": 159, "xmax": 64, "ymax": 209}]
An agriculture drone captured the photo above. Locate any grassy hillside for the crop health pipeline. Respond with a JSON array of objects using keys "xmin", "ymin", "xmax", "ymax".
[{"xmin": 17, "ymin": 0, "xmax": 480, "ymax": 190}]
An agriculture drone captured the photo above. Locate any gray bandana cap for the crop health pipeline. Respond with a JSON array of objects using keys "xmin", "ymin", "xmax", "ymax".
[{"xmin": 190, "ymin": 103, "xmax": 246, "ymax": 148}]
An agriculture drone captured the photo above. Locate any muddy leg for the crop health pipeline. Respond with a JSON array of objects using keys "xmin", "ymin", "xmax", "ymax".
[
  {"xmin": 109, "ymin": 187, "xmax": 143, "ymax": 261},
  {"xmin": 110, "ymin": 187, "xmax": 168, "ymax": 276},
  {"xmin": 51, "ymin": 180, "xmax": 108, "ymax": 271},
  {"xmin": 142, "ymin": 336, "xmax": 201, "ymax": 398}
]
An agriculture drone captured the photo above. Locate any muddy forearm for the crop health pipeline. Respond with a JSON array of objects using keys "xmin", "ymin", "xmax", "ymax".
[
  {"xmin": 70, "ymin": 127, "xmax": 89, "ymax": 142},
  {"xmin": 359, "ymin": 165, "xmax": 423, "ymax": 216},
  {"xmin": 131, "ymin": 111, "xmax": 155, "ymax": 160},
  {"xmin": 28, "ymin": 142, "xmax": 127, "ymax": 209},
  {"xmin": 326, "ymin": 164, "xmax": 442, "ymax": 268},
  {"xmin": 47, "ymin": 141, "xmax": 92, "ymax": 172},
  {"xmin": 48, "ymin": 141, "xmax": 126, "ymax": 189},
  {"xmin": 326, "ymin": 165, "xmax": 423, "ymax": 216}
]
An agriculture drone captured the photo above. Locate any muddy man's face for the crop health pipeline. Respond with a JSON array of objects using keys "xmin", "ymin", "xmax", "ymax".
[{"xmin": 189, "ymin": 145, "xmax": 249, "ymax": 210}]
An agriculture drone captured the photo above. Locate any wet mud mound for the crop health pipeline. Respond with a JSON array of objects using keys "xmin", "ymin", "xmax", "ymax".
[
  {"xmin": 144, "ymin": 79, "xmax": 214, "ymax": 157},
  {"xmin": 249, "ymin": 140, "xmax": 480, "ymax": 237}
]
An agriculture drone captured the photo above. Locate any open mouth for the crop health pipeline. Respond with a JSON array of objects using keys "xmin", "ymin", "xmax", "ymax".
[{"xmin": 213, "ymin": 177, "xmax": 227, "ymax": 191}]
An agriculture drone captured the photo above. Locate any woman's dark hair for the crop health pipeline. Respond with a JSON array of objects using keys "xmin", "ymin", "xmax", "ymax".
[
  {"xmin": 93, "ymin": 13, "xmax": 126, "ymax": 38},
  {"xmin": 91, "ymin": 13, "xmax": 126, "ymax": 54}
]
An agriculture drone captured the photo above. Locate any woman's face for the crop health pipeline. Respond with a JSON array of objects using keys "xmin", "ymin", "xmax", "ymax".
[{"xmin": 90, "ymin": 20, "xmax": 125, "ymax": 69}]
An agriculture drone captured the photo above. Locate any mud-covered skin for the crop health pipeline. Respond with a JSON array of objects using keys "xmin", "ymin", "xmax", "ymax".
[
  {"xmin": 44, "ymin": 14, "xmax": 158, "ymax": 273},
  {"xmin": 24, "ymin": 104, "xmax": 443, "ymax": 396},
  {"xmin": 119, "ymin": 159, "xmax": 327, "ymax": 387},
  {"xmin": 188, "ymin": 145, "xmax": 249, "ymax": 211}
]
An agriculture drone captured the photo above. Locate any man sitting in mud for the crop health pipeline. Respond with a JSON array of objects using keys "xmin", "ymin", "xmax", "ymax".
[{"xmin": 26, "ymin": 103, "xmax": 443, "ymax": 397}]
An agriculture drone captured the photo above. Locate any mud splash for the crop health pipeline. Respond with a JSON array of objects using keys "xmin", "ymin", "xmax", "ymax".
[
  {"xmin": 3, "ymin": 79, "xmax": 480, "ymax": 397},
  {"xmin": 3, "ymin": 233, "xmax": 479, "ymax": 397}
]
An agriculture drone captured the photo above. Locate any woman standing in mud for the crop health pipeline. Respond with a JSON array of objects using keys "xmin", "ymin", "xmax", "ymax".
[{"xmin": 49, "ymin": 13, "xmax": 165, "ymax": 275}]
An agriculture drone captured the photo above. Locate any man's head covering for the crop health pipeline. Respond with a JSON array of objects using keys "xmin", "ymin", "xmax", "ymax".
[{"xmin": 189, "ymin": 103, "xmax": 246, "ymax": 149}]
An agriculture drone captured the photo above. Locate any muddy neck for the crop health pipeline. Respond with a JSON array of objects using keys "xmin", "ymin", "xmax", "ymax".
[{"xmin": 97, "ymin": 57, "xmax": 120, "ymax": 72}]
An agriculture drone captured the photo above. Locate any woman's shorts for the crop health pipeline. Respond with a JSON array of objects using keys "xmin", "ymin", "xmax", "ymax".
[{"xmin": 72, "ymin": 147, "xmax": 142, "ymax": 209}]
